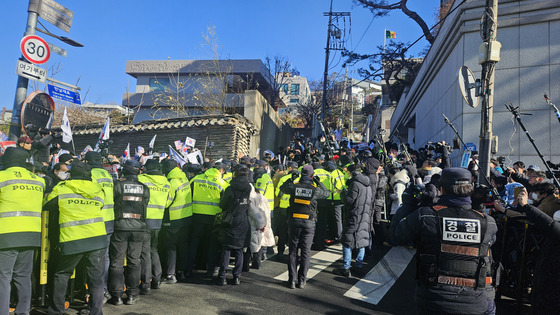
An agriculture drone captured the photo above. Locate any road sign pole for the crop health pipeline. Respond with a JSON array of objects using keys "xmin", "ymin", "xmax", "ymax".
[{"xmin": 10, "ymin": 0, "xmax": 40, "ymax": 139}]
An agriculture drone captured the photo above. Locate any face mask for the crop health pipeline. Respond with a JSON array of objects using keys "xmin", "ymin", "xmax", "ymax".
[
  {"xmin": 37, "ymin": 174, "xmax": 45, "ymax": 178},
  {"xmin": 531, "ymin": 192, "xmax": 539, "ymax": 201},
  {"xmin": 67, "ymin": 164, "xmax": 72, "ymax": 170},
  {"xmin": 57, "ymin": 171, "xmax": 69, "ymax": 180}
]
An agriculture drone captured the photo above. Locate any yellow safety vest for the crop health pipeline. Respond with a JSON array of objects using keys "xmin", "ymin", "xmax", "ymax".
[
  {"xmin": 47, "ymin": 180, "xmax": 106, "ymax": 255},
  {"xmin": 276, "ymin": 173, "xmax": 300, "ymax": 209},
  {"xmin": 91, "ymin": 167, "xmax": 114, "ymax": 230},
  {"xmin": 313, "ymin": 168, "xmax": 333, "ymax": 192},
  {"xmin": 166, "ymin": 167, "xmax": 192, "ymax": 226},
  {"xmin": 0, "ymin": 166, "xmax": 45, "ymax": 249},
  {"xmin": 138, "ymin": 173, "xmax": 173, "ymax": 229},
  {"xmin": 255, "ymin": 172, "xmax": 274, "ymax": 211},
  {"xmin": 223, "ymin": 172, "xmax": 233, "ymax": 183},
  {"xmin": 331, "ymin": 168, "xmax": 346, "ymax": 200},
  {"xmin": 191, "ymin": 168, "xmax": 229, "ymax": 216}
]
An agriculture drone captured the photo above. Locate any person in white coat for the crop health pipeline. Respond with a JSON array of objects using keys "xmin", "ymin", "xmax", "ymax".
[{"xmin": 389, "ymin": 168, "xmax": 410, "ymax": 219}]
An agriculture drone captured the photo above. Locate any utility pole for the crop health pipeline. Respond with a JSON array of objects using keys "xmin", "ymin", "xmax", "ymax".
[
  {"xmin": 10, "ymin": 0, "xmax": 39, "ymax": 139},
  {"xmin": 478, "ymin": 0, "xmax": 501, "ymax": 185},
  {"xmin": 321, "ymin": 0, "xmax": 333, "ymax": 125},
  {"xmin": 322, "ymin": 2, "xmax": 350, "ymax": 127}
]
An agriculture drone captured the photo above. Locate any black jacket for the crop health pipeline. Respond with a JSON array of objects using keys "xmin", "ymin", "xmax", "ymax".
[
  {"xmin": 363, "ymin": 158, "xmax": 379, "ymax": 203},
  {"xmin": 518, "ymin": 204, "xmax": 560, "ymax": 313},
  {"xmin": 390, "ymin": 195, "xmax": 498, "ymax": 315},
  {"xmin": 31, "ymin": 134, "xmax": 53, "ymax": 166},
  {"xmin": 218, "ymin": 176, "xmax": 252, "ymax": 249},
  {"xmin": 280, "ymin": 176, "xmax": 329, "ymax": 227},
  {"xmin": 341, "ymin": 172, "xmax": 373, "ymax": 249},
  {"xmin": 113, "ymin": 175, "xmax": 150, "ymax": 231}
]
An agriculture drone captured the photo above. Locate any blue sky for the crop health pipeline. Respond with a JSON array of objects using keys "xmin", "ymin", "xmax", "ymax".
[{"xmin": 0, "ymin": 0, "xmax": 439, "ymax": 110}]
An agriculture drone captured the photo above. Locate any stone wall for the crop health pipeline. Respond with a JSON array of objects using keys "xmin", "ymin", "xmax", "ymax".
[{"xmin": 63, "ymin": 115, "xmax": 257, "ymax": 161}]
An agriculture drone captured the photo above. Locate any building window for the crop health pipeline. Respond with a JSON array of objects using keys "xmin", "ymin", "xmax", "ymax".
[
  {"xmin": 290, "ymin": 84, "xmax": 300, "ymax": 95},
  {"xmin": 280, "ymin": 84, "xmax": 288, "ymax": 94},
  {"xmin": 289, "ymin": 99, "xmax": 299, "ymax": 104},
  {"xmin": 149, "ymin": 78, "xmax": 171, "ymax": 91}
]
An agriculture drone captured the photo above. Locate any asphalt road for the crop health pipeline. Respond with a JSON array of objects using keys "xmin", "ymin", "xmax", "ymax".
[
  {"xmin": 30, "ymin": 243, "xmax": 531, "ymax": 315},
  {"xmin": 100, "ymin": 244, "xmax": 415, "ymax": 315}
]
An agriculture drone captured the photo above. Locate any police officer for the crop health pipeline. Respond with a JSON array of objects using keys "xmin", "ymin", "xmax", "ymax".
[
  {"xmin": 328, "ymin": 158, "xmax": 349, "ymax": 243},
  {"xmin": 0, "ymin": 147, "xmax": 45, "ymax": 315},
  {"xmin": 161, "ymin": 159, "xmax": 193, "ymax": 283},
  {"xmin": 187, "ymin": 163, "xmax": 229, "ymax": 278},
  {"xmin": 274, "ymin": 161, "xmax": 299, "ymax": 258},
  {"xmin": 311, "ymin": 161, "xmax": 332, "ymax": 250},
  {"xmin": 280, "ymin": 165, "xmax": 329, "ymax": 289},
  {"xmin": 45, "ymin": 161, "xmax": 107, "ymax": 315},
  {"xmin": 389, "ymin": 167, "xmax": 497, "ymax": 314},
  {"xmin": 84, "ymin": 151, "xmax": 115, "ymax": 301},
  {"xmin": 138, "ymin": 159, "xmax": 173, "ymax": 294},
  {"xmin": 108, "ymin": 159, "xmax": 150, "ymax": 305}
]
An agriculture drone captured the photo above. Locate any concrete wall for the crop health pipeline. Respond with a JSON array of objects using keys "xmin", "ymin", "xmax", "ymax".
[
  {"xmin": 243, "ymin": 90, "xmax": 292, "ymax": 157},
  {"xmin": 391, "ymin": 0, "xmax": 560, "ymax": 167}
]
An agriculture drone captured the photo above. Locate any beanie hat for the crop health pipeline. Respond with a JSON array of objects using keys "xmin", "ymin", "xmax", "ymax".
[
  {"xmin": 214, "ymin": 162, "xmax": 226, "ymax": 170},
  {"xmin": 348, "ymin": 163, "xmax": 362, "ymax": 173},
  {"xmin": 69, "ymin": 161, "xmax": 92, "ymax": 180},
  {"xmin": 338, "ymin": 155, "xmax": 352, "ymax": 167},
  {"xmin": 161, "ymin": 159, "xmax": 177, "ymax": 175},
  {"xmin": 143, "ymin": 159, "xmax": 160, "ymax": 171},
  {"xmin": 85, "ymin": 151, "xmax": 102, "ymax": 166},
  {"xmin": 1, "ymin": 147, "xmax": 29, "ymax": 168},
  {"xmin": 59, "ymin": 153, "xmax": 74, "ymax": 164},
  {"xmin": 366, "ymin": 157, "xmax": 381, "ymax": 170},
  {"xmin": 324, "ymin": 161, "xmax": 337, "ymax": 172}
]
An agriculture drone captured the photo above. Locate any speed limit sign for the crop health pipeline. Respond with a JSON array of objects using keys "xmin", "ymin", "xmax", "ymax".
[{"xmin": 20, "ymin": 35, "xmax": 50, "ymax": 65}]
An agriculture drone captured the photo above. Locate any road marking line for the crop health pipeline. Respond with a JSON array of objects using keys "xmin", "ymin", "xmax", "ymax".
[
  {"xmin": 274, "ymin": 244, "xmax": 342, "ymax": 281},
  {"xmin": 344, "ymin": 246, "xmax": 415, "ymax": 305}
]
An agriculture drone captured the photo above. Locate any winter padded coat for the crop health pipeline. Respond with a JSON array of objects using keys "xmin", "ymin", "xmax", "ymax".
[
  {"xmin": 341, "ymin": 172, "xmax": 373, "ymax": 249},
  {"xmin": 218, "ymin": 176, "xmax": 252, "ymax": 249},
  {"xmin": 363, "ymin": 157, "xmax": 380, "ymax": 203}
]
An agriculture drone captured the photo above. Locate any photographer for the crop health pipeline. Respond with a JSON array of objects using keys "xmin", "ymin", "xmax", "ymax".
[
  {"xmin": 530, "ymin": 182, "xmax": 560, "ymax": 217},
  {"xmin": 504, "ymin": 165, "xmax": 545, "ymax": 190},
  {"xmin": 494, "ymin": 189, "xmax": 560, "ymax": 314}
]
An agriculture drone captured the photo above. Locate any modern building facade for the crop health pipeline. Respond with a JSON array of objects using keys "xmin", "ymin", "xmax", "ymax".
[
  {"xmin": 390, "ymin": 0, "xmax": 560, "ymax": 166},
  {"xmin": 122, "ymin": 59, "xmax": 290, "ymax": 156},
  {"xmin": 276, "ymin": 73, "xmax": 312, "ymax": 112}
]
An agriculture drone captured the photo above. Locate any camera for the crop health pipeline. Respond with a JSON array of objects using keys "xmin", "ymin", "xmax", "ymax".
[
  {"xmin": 98, "ymin": 139, "xmax": 113, "ymax": 159},
  {"xmin": 547, "ymin": 160, "xmax": 560, "ymax": 170},
  {"xmin": 426, "ymin": 141, "xmax": 453, "ymax": 154}
]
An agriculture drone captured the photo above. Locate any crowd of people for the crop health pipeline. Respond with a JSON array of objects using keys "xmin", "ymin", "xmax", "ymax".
[{"xmin": 0, "ymin": 131, "xmax": 559, "ymax": 315}]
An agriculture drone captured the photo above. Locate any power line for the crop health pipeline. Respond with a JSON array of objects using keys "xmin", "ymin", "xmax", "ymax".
[
  {"xmin": 348, "ymin": 0, "xmax": 468, "ymax": 88},
  {"xmin": 353, "ymin": 16, "xmax": 375, "ymax": 51}
]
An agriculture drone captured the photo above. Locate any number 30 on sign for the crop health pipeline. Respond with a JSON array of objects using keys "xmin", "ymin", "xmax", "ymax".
[{"xmin": 20, "ymin": 35, "xmax": 51, "ymax": 65}]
